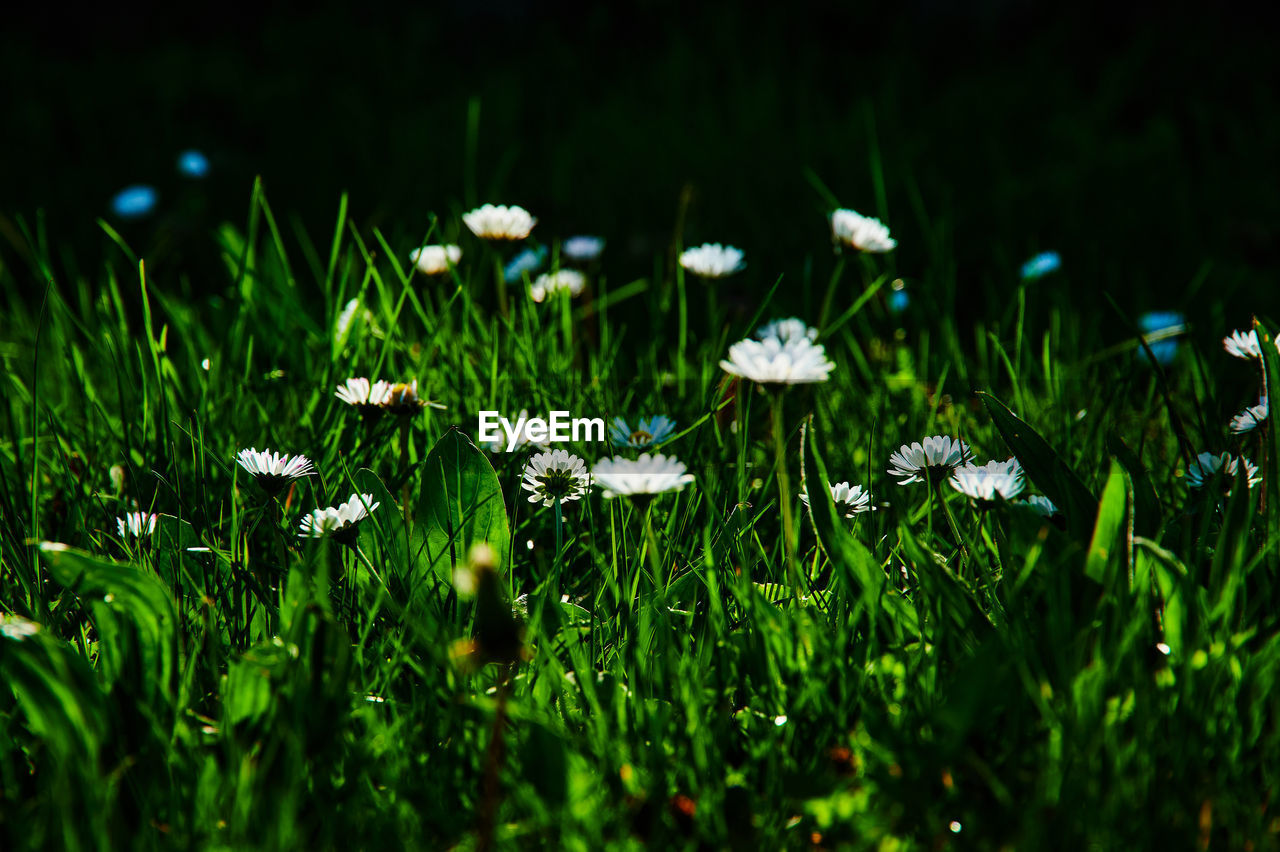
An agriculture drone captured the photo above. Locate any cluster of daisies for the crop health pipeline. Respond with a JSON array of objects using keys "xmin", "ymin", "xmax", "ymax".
[
  {"xmin": 1223, "ymin": 328, "xmax": 1274, "ymax": 435},
  {"xmin": 411, "ymin": 204, "xmax": 894, "ymax": 308},
  {"xmin": 520, "ymin": 416, "xmax": 693, "ymax": 509},
  {"xmin": 237, "ymin": 431, "xmax": 383, "ymax": 542},
  {"xmin": 335, "ymin": 377, "xmax": 440, "ymax": 421},
  {"xmin": 113, "ymin": 199, "xmax": 1268, "ymax": 560},
  {"xmin": 1173, "ymin": 325, "xmax": 1278, "ymax": 495},
  {"xmin": 116, "ymin": 448, "xmax": 380, "ymax": 546},
  {"xmin": 114, "ymin": 375, "xmax": 440, "ymax": 546},
  {"xmin": 411, "ymin": 204, "xmax": 599, "ymax": 303}
]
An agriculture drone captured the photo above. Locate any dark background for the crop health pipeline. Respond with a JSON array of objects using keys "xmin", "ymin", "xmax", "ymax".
[{"xmin": 3, "ymin": 0, "xmax": 1279, "ymax": 326}]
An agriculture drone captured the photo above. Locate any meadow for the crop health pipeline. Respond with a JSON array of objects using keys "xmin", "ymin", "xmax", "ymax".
[{"xmin": 1, "ymin": 171, "xmax": 1279, "ymax": 852}]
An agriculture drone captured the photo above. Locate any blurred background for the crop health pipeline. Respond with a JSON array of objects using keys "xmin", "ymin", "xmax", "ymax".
[{"xmin": 3, "ymin": 0, "xmax": 1279, "ymax": 324}]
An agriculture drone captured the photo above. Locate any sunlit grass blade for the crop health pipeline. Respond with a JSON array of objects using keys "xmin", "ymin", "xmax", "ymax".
[{"xmin": 977, "ymin": 390, "xmax": 1098, "ymax": 542}]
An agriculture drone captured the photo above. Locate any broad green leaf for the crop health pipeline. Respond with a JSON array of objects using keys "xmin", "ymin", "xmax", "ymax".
[
  {"xmin": 1106, "ymin": 433, "xmax": 1162, "ymax": 539},
  {"xmin": 38, "ymin": 541, "xmax": 177, "ymax": 709},
  {"xmin": 1085, "ymin": 459, "xmax": 1130, "ymax": 585},
  {"xmin": 978, "ymin": 391, "xmax": 1098, "ymax": 542},
  {"xmin": 0, "ymin": 625, "xmax": 112, "ymax": 849},
  {"xmin": 416, "ymin": 428, "xmax": 510, "ymax": 584},
  {"xmin": 223, "ymin": 639, "xmax": 294, "ymax": 729},
  {"xmin": 1136, "ymin": 538, "xmax": 1191, "ymax": 657},
  {"xmin": 1209, "ymin": 464, "xmax": 1260, "ymax": 621},
  {"xmin": 353, "ymin": 467, "xmax": 410, "ymax": 590},
  {"xmin": 1255, "ymin": 317, "xmax": 1280, "ymax": 561},
  {"xmin": 0, "ymin": 623, "xmax": 108, "ymax": 764},
  {"xmin": 520, "ymin": 720, "xmax": 569, "ymax": 807}
]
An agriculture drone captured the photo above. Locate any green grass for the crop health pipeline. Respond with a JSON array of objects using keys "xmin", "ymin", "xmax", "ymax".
[{"xmin": 1, "ymin": 180, "xmax": 1278, "ymax": 851}]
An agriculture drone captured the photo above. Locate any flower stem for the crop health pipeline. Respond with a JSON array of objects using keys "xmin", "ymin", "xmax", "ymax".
[
  {"xmin": 770, "ymin": 390, "xmax": 798, "ymax": 586},
  {"xmin": 676, "ymin": 268, "xmax": 688, "ymax": 383},
  {"xmin": 399, "ymin": 418, "xmax": 412, "ymax": 528},
  {"xmin": 926, "ymin": 480, "xmax": 936, "ymax": 542},
  {"xmin": 817, "ymin": 256, "xmax": 846, "ymax": 330},
  {"xmin": 642, "ymin": 502, "xmax": 664, "ymax": 589},
  {"xmin": 705, "ymin": 281, "xmax": 718, "ymax": 337},
  {"xmin": 936, "ymin": 484, "xmax": 972, "ymax": 577},
  {"xmin": 493, "ymin": 254, "xmax": 508, "ymax": 318},
  {"xmin": 552, "ymin": 497, "xmax": 564, "ymax": 601},
  {"xmin": 979, "ymin": 510, "xmax": 1008, "ymax": 623},
  {"xmin": 352, "ymin": 543, "xmax": 389, "ymax": 595}
]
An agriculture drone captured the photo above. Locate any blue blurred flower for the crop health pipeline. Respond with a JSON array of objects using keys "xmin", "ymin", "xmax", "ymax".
[
  {"xmin": 888, "ymin": 280, "xmax": 909, "ymax": 314},
  {"xmin": 110, "ymin": 185, "xmax": 158, "ymax": 220},
  {"xmin": 609, "ymin": 415, "xmax": 676, "ymax": 449},
  {"xmin": 562, "ymin": 235, "xmax": 605, "ymax": 262},
  {"xmin": 176, "ymin": 149, "xmax": 210, "ymax": 178},
  {"xmin": 1138, "ymin": 310, "xmax": 1185, "ymax": 366},
  {"xmin": 504, "ymin": 245, "xmax": 547, "ymax": 283},
  {"xmin": 1020, "ymin": 251, "xmax": 1061, "ymax": 281}
]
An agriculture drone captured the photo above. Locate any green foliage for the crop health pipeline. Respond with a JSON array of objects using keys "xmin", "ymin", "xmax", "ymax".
[
  {"xmin": 978, "ymin": 391, "xmax": 1098, "ymax": 541},
  {"xmin": 1, "ymin": 185, "xmax": 1277, "ymax": 851},
  {"xmin": 417, "ymin": 428, "xmax": 511, "ymax": 582}
]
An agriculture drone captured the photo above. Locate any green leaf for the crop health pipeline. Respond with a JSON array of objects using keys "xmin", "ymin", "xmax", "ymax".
[
  {"xmin": 223, "ymin": 639, "xmax": 294, "ymax": 729},
  {"xmin": 1136, "ymin": 538, "xmax": 1192, "ymax": 657},
  {"xmin": 520, "ymin": 721, "xmax": 569, "ymax": 807},
  {"xmin": 1106, "ymin": 433, "xmax": 1162, "ymax": 539},
  {"xmin": 0, "ymin": 625, "xmax": 112, "ymax": 847},
  {"xmin": 38, "ymin": 542, "xmax": 177, "ymax": 709},
  {"xmin": 977, "ymin": 391, "xmax": 1098, "ymax": 542},
  {"xmin": 353, "ymin": 467, "xmax": 410, "ymax": 585},
  {"xmin": 0, "ymin": 624, "xmax": 108, "ymax": 765},
  {"xmin": 416, "ymin": 428, "xmax": 510, "ymax": 584},
  {"xmin": 801, "ymin": 417, "xmax": 919, "ymax": 640},
  {"xmin": 1255, "ymin": 317, "xmax": 1280, "ymax": 562},
  {"xmin": 1085, "ymin": 459, "xmax": 1130, "ymax": 585}
]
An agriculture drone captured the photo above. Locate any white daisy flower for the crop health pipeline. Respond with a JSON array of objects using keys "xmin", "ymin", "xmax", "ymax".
[
  {"xmin": 236, "ymin": 448, "xmax": 316, "ymax": 496},
  {"xmin": 799, "ymin": 481, "xmax": 872, "ymax": 518},
  {"xmin": 950, "ymin": 458, "xmax": 1026, "ymax": 503},
  {"xmin": 521, "ymin": 450, "xmax": 592, "ymax": 507},
  {"xmin": 755, "ymin": 317, "xmax": 818, "ymax": 344},
  {"xmin": 1222, "ymin": 329, "xmax": 1280, "ymax": 360},
  {"xmin": 679, "ymin": 243, "xmax": 745, "ymax": 279},
  {"xmin": 117, "ymin": 511, "xmax": 158, "ymax": 538},
  {"xmin": 591, "ymin": 453, "xmax": 696, "ymax": 499},
  {"xmin": 562, "ymin": 235, "xmax": 605, "ymax": 262},
  {"xmin": 830, "ymin": 208, "xmax": 897, "ymax": 253},
  {"xmin": 530, "ymin": 269, "xmax": 587, "ymax": 302},
  {"xmin": 410, "ymin": 244, "xmax": 462, "ymax": 276},
  {"xmin": 1186, "ymin": 451, "xmax": 1261, "ymax": 491},
  {"xmin": 336, "ymin": 378, "xmax": 393, "ymax": 417},
  {"xmin": 1023, "ymin": 495, "xmax": 1060, "ymax": 517},
  {"xmin": 299, "ymin": 493, "xmax": 380, "ymax": 544},
  {"xmin": 0, "ymin": 614, "xmax": 42, "ymax": 642},
  {"xmin": 1230, "ymin": 400, "xmax": 1269, "ymax": 434},
  {"xmin": 887, "ymin": 436, "xmax": 974, "ymax": 485},
  {"xmin": 609, "ymin": 415, "xmax": 677, "ymax": 449},
  {"xmin": 481, "ymin": 409, "xmax": 552, "ymax": 453},
  {"xmin": 462, "ymin": 204, "xmax": 537, "ymax": 241},
  {"xmin": 719, "ymin": 337, "xmax": 835, "ymax": 385}
]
